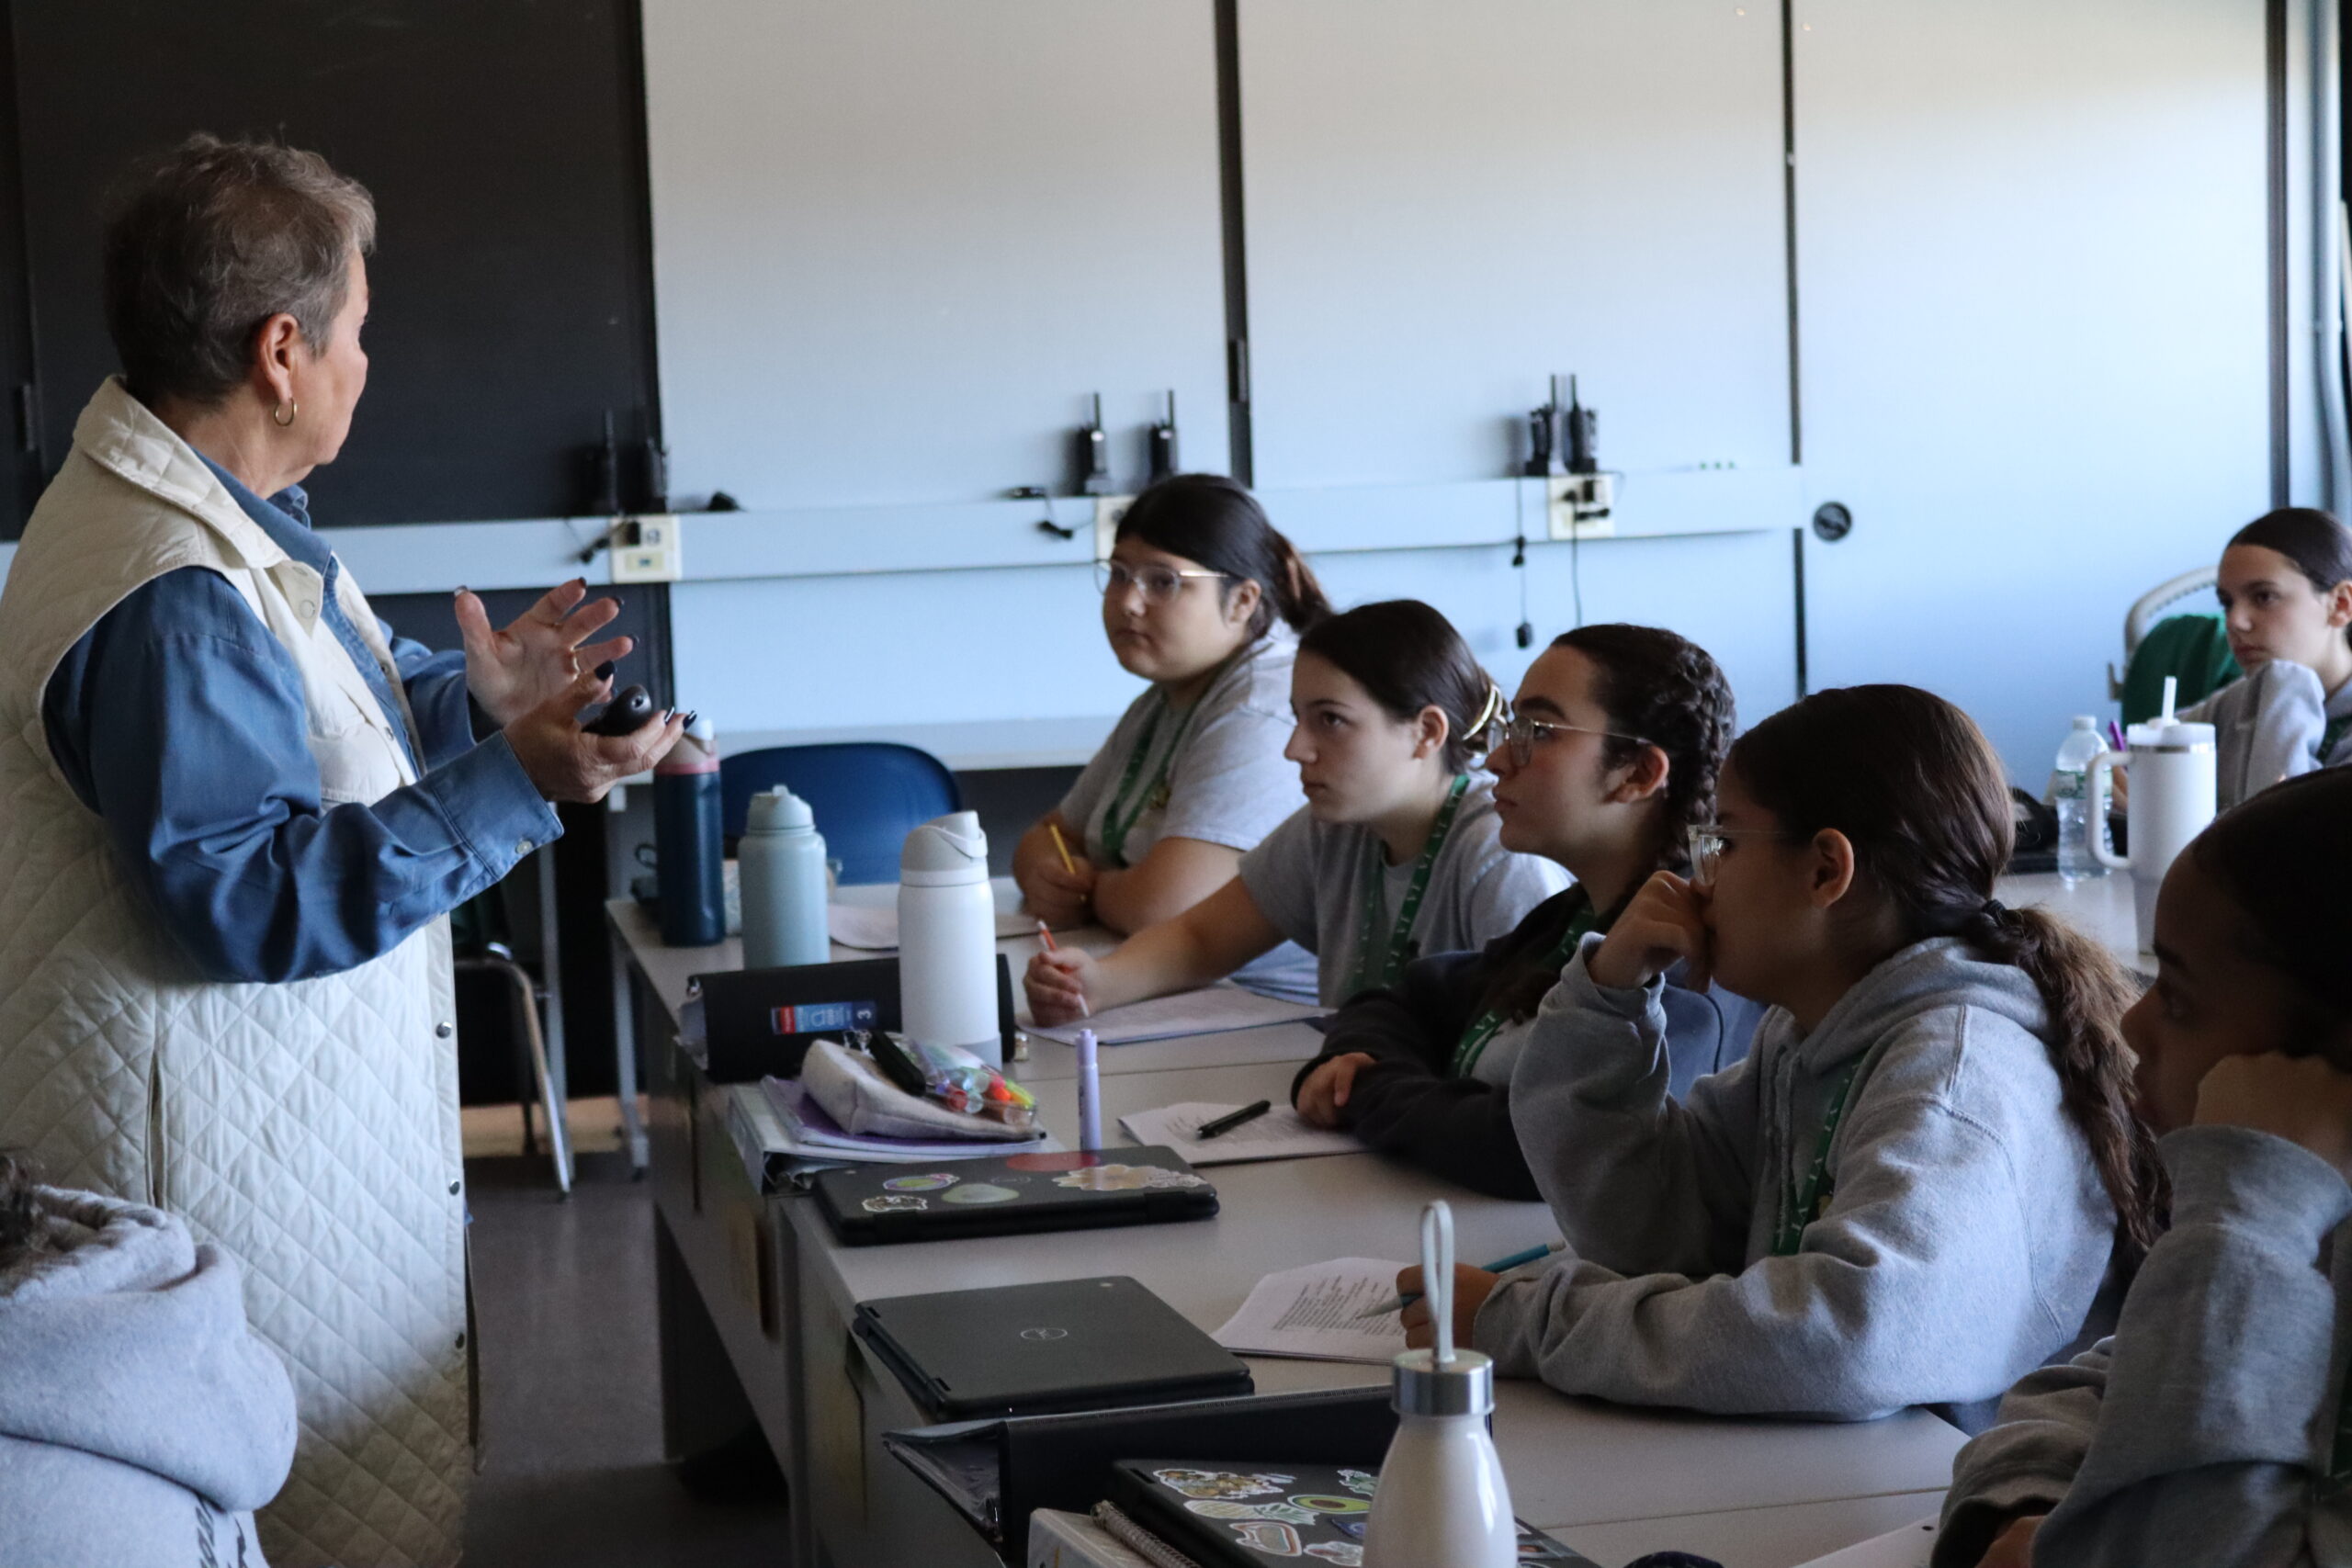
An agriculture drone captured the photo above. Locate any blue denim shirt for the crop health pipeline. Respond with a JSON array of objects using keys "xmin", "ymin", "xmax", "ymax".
[{"xmin": 40, "ymin": 457, "xmax": 560, "ymax": 983}]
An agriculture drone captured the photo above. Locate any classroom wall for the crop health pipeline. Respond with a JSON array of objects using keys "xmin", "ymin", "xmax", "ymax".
[{"xmin": 637, "ymin": 0, "xmax": 2301, "ymax": 782}]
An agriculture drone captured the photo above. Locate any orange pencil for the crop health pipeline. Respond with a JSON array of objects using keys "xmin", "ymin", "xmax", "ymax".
[{"xmin": 1035, "ymin": 920, "xmax": 1090, "ymax": 1018}]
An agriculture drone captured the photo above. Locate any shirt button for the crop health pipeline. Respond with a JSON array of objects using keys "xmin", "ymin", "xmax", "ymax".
[
  {"xmin": 514, "ymin": 840, "xmax": 535, "ymax": 858},
  {"xmin": 455, "ymin": 1332, "xmax": 468, "ymax": 1351},
  {"xmin": 435, "ymin": 1021, "xmax": 454, "ymax": 1039},
  {"xmin": 447, "ymin": 1179, "xmax": 461, "ymax": 1195}
]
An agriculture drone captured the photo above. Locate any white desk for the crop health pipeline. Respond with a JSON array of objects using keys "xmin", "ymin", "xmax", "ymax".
[
  {"xmin": 786, "ymin": 1059, "xmax": 1967, "ymax": 1567},
  {"xmin": 1995, "ymin": 870, "xmax": 2148, "ymax": 979}
]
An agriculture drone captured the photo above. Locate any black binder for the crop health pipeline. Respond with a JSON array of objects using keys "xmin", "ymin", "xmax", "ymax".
[{"xmin": 689, "ymin": 953, "xmax": 1017, "ymax": 1081}]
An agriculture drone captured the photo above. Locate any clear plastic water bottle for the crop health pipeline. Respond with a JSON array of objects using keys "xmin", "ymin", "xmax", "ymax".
[{"xmin": 2051, "ymin": 716, "xmax": 2110, "ymax": 886}]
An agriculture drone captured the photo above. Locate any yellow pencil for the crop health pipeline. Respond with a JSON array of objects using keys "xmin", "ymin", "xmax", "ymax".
[{"xmin": 1046, "ymin": 821, "xmax": 1078, "ymax": 875}]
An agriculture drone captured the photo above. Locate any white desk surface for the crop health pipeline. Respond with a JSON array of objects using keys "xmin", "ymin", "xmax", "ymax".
[
  {"xmin": 606, "ymin": 889, "xmax": 1330, "ymax": 1083},
  {"xmin": 1995, "ymin": 870, "xmax": 2147, "ymax": 976},
  {"xmin": 786, "ymin": 1057, "xmax": 1968, "ymax": 1551}
]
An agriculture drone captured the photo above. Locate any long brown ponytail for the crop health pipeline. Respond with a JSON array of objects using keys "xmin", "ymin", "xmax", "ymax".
[
  {"xmin": 1115, "ymin": 473, "xmax": 1331, "ymax": 635},
  {"xmin": 1729, "ymin": 686, "xmax": 2164, "ymax": 1251}
]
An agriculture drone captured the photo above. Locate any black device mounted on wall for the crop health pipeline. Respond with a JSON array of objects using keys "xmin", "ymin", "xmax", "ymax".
[
  {"xmin": 1077, "ymin": 392, "xmax": 1114, "ymax": 495},
  {"xmin": 1148, "ymin": 389, "xmax": 1179, "ymax": 482},
  {"xmin": 1564, "ymin": 374, "xmax": 1598, "ymax": 475},
  {"xmin": 1523, "ymin": 373, "xmax": 1566, "ymax": 477}
]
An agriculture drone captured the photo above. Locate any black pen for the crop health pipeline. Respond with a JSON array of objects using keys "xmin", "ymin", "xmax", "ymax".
[{"xmin": 1195, "ymin": 1100, "xmax": 1272, "ymax": 1140}]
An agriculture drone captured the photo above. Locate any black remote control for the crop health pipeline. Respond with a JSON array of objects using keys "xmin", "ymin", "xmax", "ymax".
[{"xmin": 583, "ymin": 682, "xmax": 657, "ymax": 736}]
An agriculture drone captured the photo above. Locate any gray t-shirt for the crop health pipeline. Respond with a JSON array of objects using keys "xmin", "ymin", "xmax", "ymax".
[
  {"xmin": 1237, "ymin": 775, "xmax": 1569, "ymax": 1009},
  {"xmin": 1059, "ymin": 632, "xmax": 1312, "ymax": 998}
]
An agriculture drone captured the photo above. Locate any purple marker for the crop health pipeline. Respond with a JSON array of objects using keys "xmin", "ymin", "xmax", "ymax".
[{"xmin": 1076, "ymin": 1028, "xmax": 1102, "ymax": 1152}]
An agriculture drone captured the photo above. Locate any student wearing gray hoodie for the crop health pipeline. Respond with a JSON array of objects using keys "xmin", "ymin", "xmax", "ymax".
[
  {"xmin": 1938, "ymin": 766, "xmax": 2352, "ymax": 1568},
  {"xmin": 1396, "ymin": 686, "xmax": 2162, "ymax": 1429},
  {"xmin": 0, "ymin": 1156, "xmax": 296, "ymax": 1567}
]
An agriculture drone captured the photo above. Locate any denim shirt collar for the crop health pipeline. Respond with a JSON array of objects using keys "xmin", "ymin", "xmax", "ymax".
[{"xmin": 193, "ymin": 453, "xmax": 330, "ymax": 576}]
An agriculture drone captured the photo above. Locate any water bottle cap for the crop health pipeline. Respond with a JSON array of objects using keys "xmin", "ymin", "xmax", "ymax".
[
  {"xmin": 746, "ymin": 785, "xmax": 814, "ymax": 832},
  {"xmin": 1390, "ymin": 1347, "xmax": 1496, "ymax": 1416},
  {"xmin": 2071, "ymin": 715, "xmax": 2098, "ymax": 728},
  {"xmin": 900, "ymin": 809, "xmax": 989, "ymax": 877}
]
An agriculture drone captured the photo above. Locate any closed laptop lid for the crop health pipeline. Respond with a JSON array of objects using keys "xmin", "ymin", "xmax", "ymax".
[{"xmin": 854, "ymin": 1275, "xmax": 1250, "ymax": 1418}]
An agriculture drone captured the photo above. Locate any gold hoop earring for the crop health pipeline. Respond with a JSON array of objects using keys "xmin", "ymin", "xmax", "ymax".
[{"xmin": 272, "ymin": 400, "xmax": 297, "ymax": 428}]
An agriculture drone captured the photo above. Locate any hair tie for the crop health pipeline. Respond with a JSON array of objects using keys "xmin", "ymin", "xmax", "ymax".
[
  {"xmin": 1978, "ymin": 897, "xmax": 2023, "ymax": 934},
  {"xmin": 1469, "ymin": 682, "xmax": 1504, "ymax": 739}
]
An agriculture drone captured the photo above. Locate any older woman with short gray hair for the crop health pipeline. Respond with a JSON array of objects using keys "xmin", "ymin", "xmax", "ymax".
[{"xmin": 0, "ymin": 135, "xmax": 678, "ymax": 1568}]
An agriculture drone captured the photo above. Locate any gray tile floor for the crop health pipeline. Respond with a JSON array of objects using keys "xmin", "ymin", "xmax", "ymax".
[{"xmin": 462, "ymin": 1153, "xmax": 793, "ymax": 1567}]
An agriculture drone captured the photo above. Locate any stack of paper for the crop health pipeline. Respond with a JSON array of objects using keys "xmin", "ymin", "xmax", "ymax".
[
  {"xmin": 828, "ymin": 902, "xmax": 1049, "ymax": 951},
  {"xmin": 1212, "ymin": 1257, "xmax": 1412, "ymax": 1363},
  {"xmin": 1116, "ymin": 1102, "xmax": 1363, "ymax": 1166},
  {"xmin": 1025, "ymin": 983, "xmax": 1326, "ymax": 1045}
]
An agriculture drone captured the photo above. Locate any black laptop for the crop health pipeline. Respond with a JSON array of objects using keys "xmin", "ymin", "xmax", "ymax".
[
  {"xmin": 1110, "ymin": 1456, "xmax": 1602, "ymax": 1567},
  {"xmin": 811, "ymin": 1145, "xmax": 1220, "ymax": 1246},
  {"xmin": 853, "ymin": 1275, "xmax": 1254, "ymax": 1421}
]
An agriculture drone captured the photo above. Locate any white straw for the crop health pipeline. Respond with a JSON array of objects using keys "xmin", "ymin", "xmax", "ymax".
[
  {"xmin": 2160, "ymin": 674, "xmax": 2178, "ymax": 726},
  {"xmin": 1420, "ymin": 1201, "xmax": 1456, "ymax": 1367}
]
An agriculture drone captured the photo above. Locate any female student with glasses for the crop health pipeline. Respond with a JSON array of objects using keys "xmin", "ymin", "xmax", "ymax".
[
  {"xmin": 1287, "ymin": 624, "xmax": 1760, "ymax": 1198},
  {"xmin": 1012, "ymin": 477, "xmax": 1330, "ymax": 979},
  {"xmin": 1023, "ymin": 599, "xmax": 1566, "ymax": 1018},
  {"xmin": 1396, "ymin": 684, "xmax": 2154, "ymax": 1431}
]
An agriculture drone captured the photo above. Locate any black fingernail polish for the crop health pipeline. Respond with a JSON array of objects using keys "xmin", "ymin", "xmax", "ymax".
[{"xmin": 594, "ymin": 660, "xmax": 616, "ymax": 680}]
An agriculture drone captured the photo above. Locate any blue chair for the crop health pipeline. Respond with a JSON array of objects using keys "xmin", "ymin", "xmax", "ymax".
[{"xmin": 720, "ymin": 742, "xmax": 963, "ymax": 886}]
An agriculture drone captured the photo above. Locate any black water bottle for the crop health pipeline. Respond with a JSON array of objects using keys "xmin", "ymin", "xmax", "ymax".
[{"xmin": 654, "ymin": 718, "xmax": 726, "ymax": 946}]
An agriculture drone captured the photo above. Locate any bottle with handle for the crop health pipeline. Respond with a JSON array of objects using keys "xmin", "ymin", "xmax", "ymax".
[
  {"xmin": 739, "ymin": 784, "xmax": 831, "ymax": 969},
  {"xmin": 2088, "ymin": 676, "xmax": 2215, "ymax": 953},
  {"xmin": 898, "ymin": 810, "xmax": 1003, "ymax": 1066},
  {"xmin": 1362, "ymin": 1201, "xmax": 1518, "ymax": 1568}
]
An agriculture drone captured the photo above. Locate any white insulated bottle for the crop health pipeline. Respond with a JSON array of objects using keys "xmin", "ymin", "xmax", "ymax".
[
  {"xmin": 897, "ymin": 810, "xmax": 1002, "ymax": 1065},
  {"xmin": 738, "ymin": 785, "xmax": 831, "ymax": 970},
  {"xmin": 1362, "ymin": 1201, "xmax": 1517, "ymax": 1568}
]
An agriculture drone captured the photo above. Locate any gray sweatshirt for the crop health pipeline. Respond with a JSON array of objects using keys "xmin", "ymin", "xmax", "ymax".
[
  {"xmin": 2183, "ymin": 659, "xmax": 2352, "ymax": 809},
  {"xmin": 0, "ymin": 1188, "xmax": 296, "ymax": 1568},
  {"xmin": 1934, "ymin": 1125, "xmax": 2352, "ymax": 1568},
  {"xmin": 1476, "ymin": 937, "xmax": 2118, "ymax": 1423}
]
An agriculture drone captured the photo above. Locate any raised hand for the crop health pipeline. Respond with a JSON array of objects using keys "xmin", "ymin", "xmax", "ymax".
[
  {"xmin": 458, "ymin": 578, "xmax": 634, "ymax": 727},
  {"xmin": 1587, "ymin": 870, "xmax": 1713, "ymax": 992}
]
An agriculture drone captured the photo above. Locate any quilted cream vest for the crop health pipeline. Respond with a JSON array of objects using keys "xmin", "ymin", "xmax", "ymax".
[{"xmin": 0, "ymin": 382, "xmax": 470, "ymax": 1568}]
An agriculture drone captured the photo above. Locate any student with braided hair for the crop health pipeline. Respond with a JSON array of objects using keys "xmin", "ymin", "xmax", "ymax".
[
  {"xmin": 1290, "ymin": 624, "xmax": 1760, "ymax": 1199},
  {"xmin": 1399, "ymin": 685, "xmax": 2156, "ymax": 1432}
]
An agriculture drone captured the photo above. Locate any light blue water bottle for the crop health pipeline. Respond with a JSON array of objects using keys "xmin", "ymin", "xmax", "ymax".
[{"xmin": 739, "ymin": 785, "xmax": 831, "ymax": 969}]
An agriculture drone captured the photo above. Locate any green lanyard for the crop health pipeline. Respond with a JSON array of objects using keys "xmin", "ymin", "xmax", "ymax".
[
  {"xmin": 1100, "ymin": 693, "xmax": 1207, "ymax": 868},
  {"xmin": 1449, "ymin": 890, "xmax": 1597, "ymax": 1078},
  {"xmin": 1773, "ymin": 1061, "xmax": 1863, "ymax": 1257},
  {"xmin": 1344, "ymin": 774, "xmax": 1471, "ymax": 998}
]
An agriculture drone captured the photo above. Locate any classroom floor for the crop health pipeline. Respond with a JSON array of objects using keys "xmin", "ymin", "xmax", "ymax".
[{"xmin": 462, "ymin": 1148, "xmax": 792, "ymax": 1567}]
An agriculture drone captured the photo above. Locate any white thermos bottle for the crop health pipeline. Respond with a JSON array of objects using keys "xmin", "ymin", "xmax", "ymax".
[
  {"xmin": 738, "ymin": 785, "xmax": 831, "ymax": 970},
  {"xmin": 1362, "ymin": 1201, "xmax": 1517, "ymax": 1568},
  {"xmin": 897, "ymin": 810, "xmax": 1002, "ymax": 1065},
  {"xmin": 2087, "ymin": 677, "xmax": 2217, "ymax": 953}
]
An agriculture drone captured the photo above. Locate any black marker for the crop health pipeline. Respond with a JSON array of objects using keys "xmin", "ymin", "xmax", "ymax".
[{"xmin": 1195, "ymin": 1100, "xmax": 1272, "ymax": 1140}]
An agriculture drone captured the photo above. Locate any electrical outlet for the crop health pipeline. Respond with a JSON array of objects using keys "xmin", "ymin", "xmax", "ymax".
[
  {"xmin": 1546, "ymin": 474, "xmax": 1616, "ymax": 540},
  {"xmin": 609, "ymin": 513, "xmax": 684, "ymax": 582},
  {"xmin": 1093, "ymin": 493, "xmax": 1136, "ymax": 560}
]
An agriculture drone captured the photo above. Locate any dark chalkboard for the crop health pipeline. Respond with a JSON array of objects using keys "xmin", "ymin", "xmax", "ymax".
[{"xmin": 4, "ymin": 0, "xmax": 660, "ymax": 536}]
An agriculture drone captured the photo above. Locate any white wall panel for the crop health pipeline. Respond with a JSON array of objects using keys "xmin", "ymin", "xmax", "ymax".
[
  {"xmin": 641, "ymin": 0, "xmax": 1229, "ymax": 509},
  {"xmin": 1793, "ymin": 0, "xmax": 2275, "ymax": 776},
  {"xmin": 1238, "ymin": 0, "xmax": 1792, "ymax": 489}
]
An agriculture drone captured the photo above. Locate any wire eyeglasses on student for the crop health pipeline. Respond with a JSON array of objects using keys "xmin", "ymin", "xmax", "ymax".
[
  {"xmin": 1094, "ymin": 560, "xmax": 1231, "ymax": 604},
  {"xmin": 1685, "ymin": 824, "xmax": 1790, "ymax": 886},
  {"xmin": 1493, "ymin": 709, "xmax": 1650, "ymax": 769}
]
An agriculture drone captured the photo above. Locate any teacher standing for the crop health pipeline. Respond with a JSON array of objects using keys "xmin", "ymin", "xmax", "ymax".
[{"xmin": 0, "ymin": 137, "xmax": 678, "ymax": 1567}]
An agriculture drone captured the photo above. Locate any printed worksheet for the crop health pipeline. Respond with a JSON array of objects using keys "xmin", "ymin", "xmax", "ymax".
[
  {"xmin": 1212, "ymin": 1258, "xmax": 1412, "ymax": 1363},
  {"xmin": 1024, "ymin": 984, "xmax": 1326, "ymax": 1045},
  {"xmin": 826, "ymin": 902, "xmax": 1043, "ymax": 951},
  {"xmin": 1118, "ymin": 1102, "xmax": 1363, "ymax": 1165}
]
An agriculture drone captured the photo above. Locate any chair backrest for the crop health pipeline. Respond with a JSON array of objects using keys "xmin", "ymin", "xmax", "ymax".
[{"xmin": 720, "ymin": 742, "xmax": 963, "ymax": 886}]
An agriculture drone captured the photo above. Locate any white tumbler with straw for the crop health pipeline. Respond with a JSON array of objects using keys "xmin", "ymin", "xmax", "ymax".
[
  {"xmin": 1362, "ymin": 1201, "xmax": 1517, "ymax": 1568},
  {"xmin": 2087, "ymin": 675, "xmax": 2216, "ymax": 953}
]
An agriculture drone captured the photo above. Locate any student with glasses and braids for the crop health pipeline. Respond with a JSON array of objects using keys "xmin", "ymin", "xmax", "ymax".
[
  {"xmin": 1398, "ymin": 685, "xmax": 2155, "ymax": 1432},
  {"xmin": 1289, "ymin": 624, "xmax": 1760, "ymax": 1199},
  {"xmin": 1937, "ymin": 767, "xmax": 2352, "ymax": 1568},
  {"xmin": 1025, "ymin": 600, "xmax": 1566, "ymax": 1018},
  {"xmin": 1013, "ymin": 477, "xmax": 1329, "ymax": 987}
]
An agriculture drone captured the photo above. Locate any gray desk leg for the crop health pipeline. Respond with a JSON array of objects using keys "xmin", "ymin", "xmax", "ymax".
[
  {"xmin": 611, "ymin": 917, "xmax": 650, "ymax": 1174},
  {"xmin": 536, "ymin": 847, "xmax": 569, "ymax": 1111}
]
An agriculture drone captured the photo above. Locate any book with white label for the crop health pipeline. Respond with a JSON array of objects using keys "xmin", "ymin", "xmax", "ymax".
[
  {"xmin": 1117, "ymin": 1101, "xmax": 1363, "ymax": 1166},
  {"xmin": 1211, "ymin": 1257, "xmax": 1412, "ymax": 1364}
]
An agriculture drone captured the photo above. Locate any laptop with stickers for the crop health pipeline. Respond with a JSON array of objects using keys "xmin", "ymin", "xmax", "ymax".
[
  {"xmin": 1109, "ymin": 1457, "xmax": 1602, "ymax": 1567},
  {"xmin": 811, "ymin": 1144, "xmax": 1219, "ymax": 1245}
]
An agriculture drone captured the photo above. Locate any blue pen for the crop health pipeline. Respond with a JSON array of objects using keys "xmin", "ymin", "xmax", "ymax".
[{"xmin": 1355, "ymin": 1238, "xmax": 1567, "ymax": 1319}]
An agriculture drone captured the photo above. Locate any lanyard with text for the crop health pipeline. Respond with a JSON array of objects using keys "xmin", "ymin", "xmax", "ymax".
[
  {"xmin": 1345, "ymin": 774, "xmax": 1471, "ymax": 998},
  {"xmin": 1448, "ymin": 890, "xmax": 1597, "ymax": 1078},
  {"xmin": 1773, "ymin": 1059, "xmax": 1863, "ymax": 1257}
]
